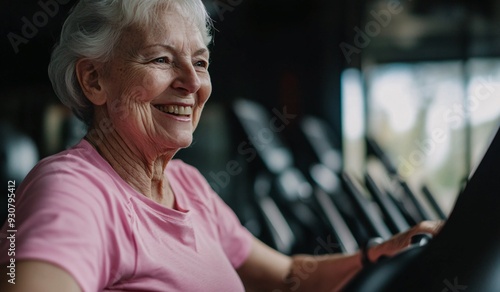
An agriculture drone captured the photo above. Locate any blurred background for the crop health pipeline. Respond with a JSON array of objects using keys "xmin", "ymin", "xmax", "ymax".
[{"xmin": 1, "ymin": 0, "xmax": 500, "ymax": 255}]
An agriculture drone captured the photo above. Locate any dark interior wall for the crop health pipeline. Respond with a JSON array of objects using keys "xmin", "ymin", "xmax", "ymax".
[
  {"xmin": 1, "ymin": 0, "xmax": 76, "ymax": 87},
  {"xmin": 204, "ymin": 0, "xmax": 346, "ymax": 140}
]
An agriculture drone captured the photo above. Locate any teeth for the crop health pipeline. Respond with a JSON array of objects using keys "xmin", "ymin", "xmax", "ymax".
[{"xmin": 155, "ymin": 105, "xmax": 192, "ymax": 115}]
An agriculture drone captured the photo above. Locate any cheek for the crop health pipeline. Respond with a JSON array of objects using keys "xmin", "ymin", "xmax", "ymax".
[
  {"xmin": 106, "ymin": 73, "xmax": 166, "ymax": 121},
  {"xmin": 198, "ymin": 77, "xmax": 212, "ymax": 105},
  {"xmin": 123, "ymin": 73, "xmax": 165, "ymax": 103},
  {"xmin": 193, "ymin": 80, "xmax": 211, "ymax": 125}
]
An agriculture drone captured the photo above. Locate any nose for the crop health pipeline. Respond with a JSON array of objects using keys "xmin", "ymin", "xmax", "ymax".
[{"xmin": 172, "ymin": 63, "xmax": 201, "ymax": 95}]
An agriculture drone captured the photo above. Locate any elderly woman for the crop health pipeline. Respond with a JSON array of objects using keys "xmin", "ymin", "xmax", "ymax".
[{"xmin": 0, "ymin": 0, "xmax": 442, "ymax": 291}]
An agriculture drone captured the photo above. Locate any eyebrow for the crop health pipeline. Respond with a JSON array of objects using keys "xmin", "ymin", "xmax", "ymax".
[{"xmin": 141, "ymin": 44, "xmax": 209, "ymax": 57}]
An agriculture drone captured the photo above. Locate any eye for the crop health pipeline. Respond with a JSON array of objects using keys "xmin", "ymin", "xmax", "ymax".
[
  {"xmin": 194, "ymin": 60, "xmax": 209, "ymax": 69},
  {"xmin": 152, "ymin": 57, "xmax": 170, "ymax": 64}
]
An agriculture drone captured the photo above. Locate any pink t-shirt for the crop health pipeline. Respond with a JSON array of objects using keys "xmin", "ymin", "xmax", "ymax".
[{"xmin": 0, "ymin": 140, "xmax": 253, "ymax": 291}]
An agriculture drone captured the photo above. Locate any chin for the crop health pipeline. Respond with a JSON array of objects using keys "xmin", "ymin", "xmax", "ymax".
[
  {"xmin": 177, "ymin": 138, "xmax": 193, "ymax": 149},
  {"xmin": 165, "ymin": 135, "xmax": 193, "ymax": 150}
]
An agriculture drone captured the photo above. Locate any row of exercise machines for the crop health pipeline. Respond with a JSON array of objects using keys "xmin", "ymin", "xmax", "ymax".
[
  {"xmin": 230, "ymin": 98, "xmax": 500, "ymax": 291},
  {"xmin": 230, "ymin": 98, "xmax": 446, "ymax": 255}
]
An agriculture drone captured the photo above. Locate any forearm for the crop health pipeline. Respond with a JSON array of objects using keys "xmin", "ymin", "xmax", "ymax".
[
  {"xmin": 238, "ymin": 237, "xmax": 366, "ymax": 292},
  {"xmin": 284, "ymin": 252, "xmax": 363, "ymax": 292},
  {"xmin": 240, "ymin": 222, "xmax": 444, "ymax": 291},
  {"xmin": 283, "ymin": 220, "xmax": 444, "ymax": 291}
]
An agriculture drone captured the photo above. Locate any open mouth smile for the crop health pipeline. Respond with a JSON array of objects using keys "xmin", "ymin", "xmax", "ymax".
[{"xmin": 154, "ymin": 105, "xmax": 193, "ymax": 116}]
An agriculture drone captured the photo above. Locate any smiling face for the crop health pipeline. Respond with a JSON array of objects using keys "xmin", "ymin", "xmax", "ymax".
[{"xmin": 96, "ymin": 5, "xmax": 211, "ymax": 157}]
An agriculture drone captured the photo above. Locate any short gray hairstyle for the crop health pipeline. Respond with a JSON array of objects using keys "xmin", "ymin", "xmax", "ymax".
[{"xmin": 48, "ymin": 0, "xmax": 213, "ymax": 126}]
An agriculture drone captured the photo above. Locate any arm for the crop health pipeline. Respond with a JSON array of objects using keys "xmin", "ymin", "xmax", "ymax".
[
  {"xmin": 0, "ymin": 261, "xmax": 81, "ymax": 292},
  {"xmin": 237, "ymin": 237, "xmax": 363, "ymax": 292},
  {"xmin": 237, "ymin": 221, "xmax": 444, "ymax": 292},
  {"xmin": 236, "ymin": 238, "xmax": 292, "ymax": 291}
]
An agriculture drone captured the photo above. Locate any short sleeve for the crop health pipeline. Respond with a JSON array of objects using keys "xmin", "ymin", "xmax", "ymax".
[{"xmin": 0, "ymin": 161, "xmax": 113, "ymax": 292}]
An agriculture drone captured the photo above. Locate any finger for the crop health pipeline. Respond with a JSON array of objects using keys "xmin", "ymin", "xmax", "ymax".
[
  {"xmin": 411, "ymin": 220, "xmax": 445, "ymax": 237},
  {"xmin": 372, "ymin": 220, "xmax": 446, "ymax": 260}
]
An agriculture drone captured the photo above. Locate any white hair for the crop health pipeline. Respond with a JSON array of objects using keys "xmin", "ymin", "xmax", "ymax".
[{"xmin": 48, "ymin": 0, "xmax": 213, "ymax": 126}]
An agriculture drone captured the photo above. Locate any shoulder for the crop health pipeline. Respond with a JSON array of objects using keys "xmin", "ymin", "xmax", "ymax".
[
  {"xmin": 30, "ymin": 139, "xmax": 109, "ymax": 177},
  {"xmin": 18, "ymin": 140, "xmax": 119, "ymax": 207},
  {"xmin": 13, "ymin": 139, "xmax": 129, "ymax": 239},
  {"xmin": 2, "ymin": 141, "xmax": 121, "ymax": 292},
  {"xmin": 167, "ymin": 159, "xmax": 210, "ymax": 189}
]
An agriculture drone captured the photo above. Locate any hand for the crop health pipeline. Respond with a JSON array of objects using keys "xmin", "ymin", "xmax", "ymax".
[{"xmin": 368, "ymin": 220, "xmax": 445, "ymax": 262}]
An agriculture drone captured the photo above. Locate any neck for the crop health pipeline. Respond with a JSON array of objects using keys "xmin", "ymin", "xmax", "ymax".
[{"xmin": 85, "ymin": 125, "xmax": 177, "ymax": 208}]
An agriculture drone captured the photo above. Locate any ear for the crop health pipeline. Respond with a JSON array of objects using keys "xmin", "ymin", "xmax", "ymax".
[{"xmin": 75, "ymin": 58, "xmax": 107, "ymax": 106}]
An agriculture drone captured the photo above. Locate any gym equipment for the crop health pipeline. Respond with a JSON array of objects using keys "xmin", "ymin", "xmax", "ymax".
[{"xmin": 344, "ymin": 124, "xmax": 500, "ymax": 291}]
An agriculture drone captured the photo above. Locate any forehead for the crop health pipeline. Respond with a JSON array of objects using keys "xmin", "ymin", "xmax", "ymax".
[{"xmin": 120, "ymin": 6, "xmax": 206, "ymax": 53}]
